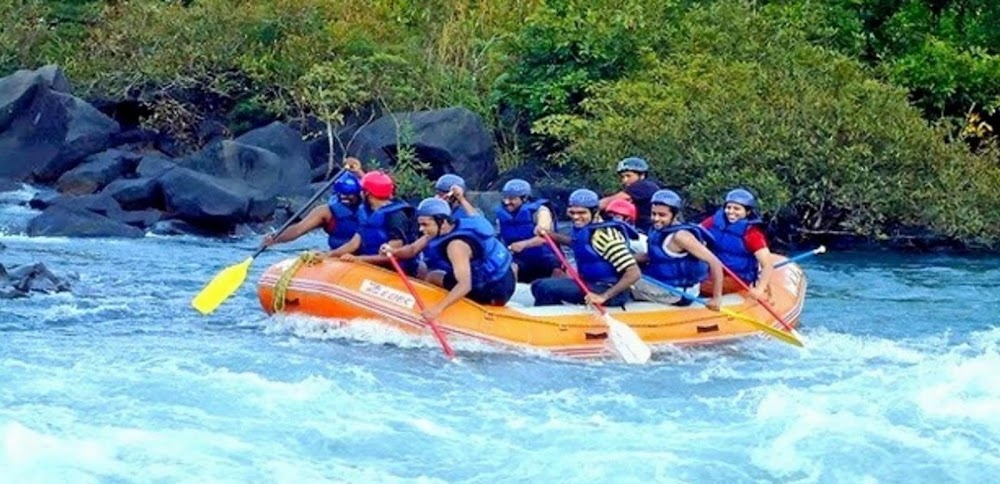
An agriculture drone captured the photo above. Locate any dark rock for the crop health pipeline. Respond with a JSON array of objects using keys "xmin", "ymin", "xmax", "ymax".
[
  {"xmin": 114, "ymin": 208, "xmax": 163, "ymax": 228},
  {"xmin": 465, "ymin": 191, "xmax": 503, "ymax": 219},
  {"xmin": 35, "ymin": 193, "xmax": 124, "ymax": 217},
  {"xmin": 352, "ymin": 107, "xmax": 497, "ymax": 189},
  {"xmin": 149, "ymin": 218, "xmax": 224, "ymax": 237},
  {"xmin": 158, "ymin": 167, "xmax": 249, "ymax": 225},
  {"xmin": 181, "ymin": 136, "xmax": 311, "ymax": 200},
  {"xmin": 0, "ymin": 241, "xmax": 5, "ymax": 252},
  {"xmin": 35, "ymin": 65, "xmax": 73, "ymax": 94},
  {"xmin": 0, "ymin": 261, "xmax": 74, "ymax": 299},
  {"xmin": 100, "ymin": 177, "xmax": 161, "ymax": 210},
  {"xmin": 0, "ymin": 66, "xmax": 120, "ymax": 182},
  {"xmin": 56, "ymin": 149, "xmax": 140, "ymax": 195},
  {"xmin": 26, "ymin": 204, "xmax": 144, "ymax": 238},
  {"xmin": 135, "ymin": 154, "xmax": 177, "ymax": 178}
]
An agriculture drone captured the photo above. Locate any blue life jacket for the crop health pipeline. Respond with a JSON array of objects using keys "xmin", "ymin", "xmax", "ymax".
[
  {"xmin": 646, "ymin": 223, "xmax": 713, "ymax": 287},
  {"xmin": 426, "ymin": 216, "xmax": 512, "ymax": 288},
  {"xmin": 706, "ymin": 209, "xmax": 763, "ymax": 283},
  {"xmin": 358, "ymin": 200, "xmax": 417, "ymax": 273},
  {"xmin": 452, "ymin": 203, "xmax": 475, "ymax": 219},
  {"xmin": 571, "ymin": 221, "xmax": 638, "ymax": 287},
  {"xmin": 495, "ymin": 199, "xmax": 558, "ymax": 266},
  {"xmin": 325, "ymin": 198, "xmax": 362, "ymax": 250}
]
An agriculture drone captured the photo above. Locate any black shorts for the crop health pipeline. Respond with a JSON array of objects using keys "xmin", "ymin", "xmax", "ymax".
[
  {"xmin": 443, "ymin": 268, "xmax": 517, "ymax": 306},
  {"xmin": 512, "ymin": 256, "xmax": 560, "ymax": 284}
]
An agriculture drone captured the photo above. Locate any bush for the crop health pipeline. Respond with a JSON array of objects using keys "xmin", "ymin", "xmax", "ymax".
[{"xmin": 535, "ymin": 1, "xmax": 1000, "ymax": 246}]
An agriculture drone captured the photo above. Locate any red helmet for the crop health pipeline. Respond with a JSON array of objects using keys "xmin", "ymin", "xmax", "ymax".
[
  {"xmin": 360, "ymin": 171, "xmax": 395, "ymax": 199},
  {"xmin": 606, "ymin": 198, "xmax": 637, "ymax": 223}
]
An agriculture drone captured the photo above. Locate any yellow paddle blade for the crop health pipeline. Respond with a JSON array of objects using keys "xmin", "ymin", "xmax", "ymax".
[
  {"xmin": 191, "ymin": 256, "xmax": 254, "ymax": 315},
  {"xmin": 604, "ymin": 315, "xmax": 652, "ymax": 364},
  {"xmin": 721, "ymin": 308, "xmax": 804, "ymax": 347}
]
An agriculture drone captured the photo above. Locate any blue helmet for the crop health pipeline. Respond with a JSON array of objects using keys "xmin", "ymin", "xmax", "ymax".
[
  {"xmin": 651, "ymin": 189, "xmax": 683, "ymax": 210},
  {"xmin": 334, "ymin": 174, "xmax": 361, "ymax": 196},
  {"xmin": 725, "ymin": 188, "xmax": 756, "ymax": 209},
  {"xmin": 434, "ymin": 174, "xmax": 467, "ymax": 193},
  {"xmin": 568, "ymin": 188, "xmax": 600, "ymax": 209},
  {"xmin": 501, "ymin": 179, "xmax": 532, "ymax": 198},
  {"xmin": 416, "ymin": 197, "xmax": 452, "ymax": 218},
  {"xmin": 616, "ymin": 157, "xmax": 649, "ymax": 174}
]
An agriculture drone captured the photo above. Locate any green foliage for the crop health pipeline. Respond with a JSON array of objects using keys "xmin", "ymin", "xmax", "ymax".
[
  {"xmin": 0, "ymin": 1, "xmax": 53, "ymax": 75},
  {"xmin": 2, "ymin": 0, "xmax": 998, "ymax": 246},
  {"xmin": 493, "ymin": 0, "xmax": 654, "ymax": 121},
  {"xmin": 536, "ymin": 0, "xmax": 1000, "ymax": 246}
]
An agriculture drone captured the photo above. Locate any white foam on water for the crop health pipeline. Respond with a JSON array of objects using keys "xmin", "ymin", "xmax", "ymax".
[
  {"xmin": 742, "ymin": 326, "xmax": 1000, "ymax": 481},
  {"xmin": 263, "ymin": 313, "xmax": 514, "ymax": 356}
]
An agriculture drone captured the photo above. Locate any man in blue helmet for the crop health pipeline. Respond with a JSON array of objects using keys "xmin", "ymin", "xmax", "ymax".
[
  {"xmin": 434, "ymin": 174, "xmax": 478, "ymax": 219},
  {"xmin": 375, "ymin": 198, "xmax": 516, "ymax": 320},
  {"xmin": 699, "ymin": 188, "xmax": 774, "ymax": 298},
  {"xmin": 261, "ymin": 173, "xmax": 364, "ymax": 250},
  {"xmin": 494, "ymin": 178, "xmax": 561, "ymax": 283},
  {"xmin": 631, "ymin": 189, "xmax": 724, "ymax": 310},
  {"xmin": 599, "ymin": 156, "xmax": 660, "ymax": 233},
  {"xmin": 531, "ymin": 188, "xmax": 641, "ymax": 307}
]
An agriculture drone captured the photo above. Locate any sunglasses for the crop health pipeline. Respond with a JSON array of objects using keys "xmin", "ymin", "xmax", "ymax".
[{"xmin": 567, "ymin": 209, "xmax": 591, "ymax": 216}]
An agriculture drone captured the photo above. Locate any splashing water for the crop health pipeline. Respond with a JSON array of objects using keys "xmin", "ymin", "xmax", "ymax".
[{"xmin": 2, "ymin": 203, "xmax": 999, "ymax": 482}]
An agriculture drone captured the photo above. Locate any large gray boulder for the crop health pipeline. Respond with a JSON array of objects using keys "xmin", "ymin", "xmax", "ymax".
[
  {"xmin": 158, "ymin": 166, "xmax": 250, "ymax": 225},
  {"xmin": 56, "ymin": 149, "xmax": 140, "ymax": 195},
  {"xmin": 26, "ymin": 204, "xmax": 145, "ymax": 238},
  {"xmin": 351, "ymin": 107, "xmax": 497, "ymax": 189},
  {"xmin": 0, "ymin": 65, "xmax": 120, "ymax": 181}
]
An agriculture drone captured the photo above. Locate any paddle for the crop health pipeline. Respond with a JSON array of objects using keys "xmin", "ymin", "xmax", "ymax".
[
  {"xmin": 721, "ymin": 264, "xmax": 803, "ymax": 343},
  {"xmin": 639, "ymin": 277, "xmax": 803, "ymax": 347},
  {"xmin": 541, "ymin": 233, "xmax": 652, "ymax": 364},
  {"xmin": 191, "ymin": 169, "xmax": 349, "ymax": 315},
  {"xmin": 774, "ymin": 245, "xmax": 827, "ymax": 269},
  {"xmin": 386, "ymin": 252, "xmax": 456, "ymax": 360}
]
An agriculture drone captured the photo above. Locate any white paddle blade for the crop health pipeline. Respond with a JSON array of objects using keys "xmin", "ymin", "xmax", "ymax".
[{"xmin": 605, "ymin": 316, "xmax": 652, "ymax": 364}]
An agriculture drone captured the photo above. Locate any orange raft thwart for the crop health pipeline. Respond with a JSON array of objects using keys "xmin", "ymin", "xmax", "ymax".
[{"xmin": 257, "ymin": 256, "xmax": 808, "ymax": 359}]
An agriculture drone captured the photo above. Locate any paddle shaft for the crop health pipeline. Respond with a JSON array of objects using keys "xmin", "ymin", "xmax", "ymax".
[
  {"xmin": 250, "ymin": 169, "xmax": 348, "ymax": 259},
  {"xmin": 774, "ymin": 246, "xmax": 826, "ymax": 269},
  {"xmin": 541, "ymin": 234, "xmax": 607, "ymax": 316},
  {"xmin": 722, "ymin": 265, "xmax": 795, "ymax": 332},
  {"xmin": 386, "ymin": 254, "xmax": 456, "ymax": 359},
  {"xmin": 640, "ymin": 276, "xmax": 803, "ymax": 347}
]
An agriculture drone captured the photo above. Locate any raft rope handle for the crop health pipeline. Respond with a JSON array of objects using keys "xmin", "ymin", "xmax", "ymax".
[{"xmin": 272, "ymin": 251, "xmax": 321, "ymax": 313}]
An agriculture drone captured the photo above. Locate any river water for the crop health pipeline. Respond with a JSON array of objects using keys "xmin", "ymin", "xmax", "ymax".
[{"xmin": 2, "ymin": 185, "xmax": 998, "ymax": 482}]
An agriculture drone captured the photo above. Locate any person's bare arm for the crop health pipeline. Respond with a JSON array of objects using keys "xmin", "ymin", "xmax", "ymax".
[
  {"xmin": 599, "ymin": 264, "xmax": 640, "ymax": 301},
  {"xmin": 422, "ymin": 240, "xmax": 474, "ymax": 320},
  {"xmin": 675, "ymin": 231, "xmax": 723, "ymax": 311},
  {"xmin": 328, "ymin": 233, "xmax": 360, "ymax": 257},
  {"xmin": 753, "ymin": 247, "xmax": 774, "ymax": 297},
  {"xmin": 377, "ymin": 235, "xmax": 431, "ymax": 261},
  {"xmin": 262, "ymin": 205, "xmax": 330, "ymax": 247}
]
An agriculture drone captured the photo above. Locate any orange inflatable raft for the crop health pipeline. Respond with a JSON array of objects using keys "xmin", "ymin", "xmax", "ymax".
[{"xmin": 257, "ymin": 255, "xmax": 807, "ymax": 359}]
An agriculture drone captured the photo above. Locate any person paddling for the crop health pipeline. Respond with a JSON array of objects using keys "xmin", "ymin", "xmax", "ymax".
[
  {"xmin": 378, "ymin": 198, "xmax": 516, "ymax": 320},
  {"xmin": 632, "ymin": 189, "xmax": 724, "ymax": 310},
  {"xmin": 531, "ymin": 189, "xmax": 640, "ymax": 307},
  {"xmin": 261, "ymin": 174, "xmax": 363, "ymax": 250},
  {"xmin": 434, "ymin": 174, "xmax": 478, "ymax": 218},
  {"xmin": 700, "ymin": 188, "xmax": 774, "ymax": 298},
  {"xmin": 495, "ymin": 178, "xmax": 561, "ymax": 283}
]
